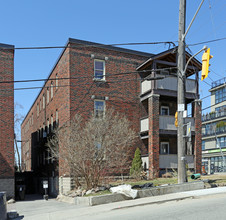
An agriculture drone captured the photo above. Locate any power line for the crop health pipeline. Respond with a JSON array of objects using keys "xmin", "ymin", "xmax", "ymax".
[
  {"xmin": 0, "ymin": 41, "xmax": 177, "ymax": 50},
  {"xmin": 188, "ymin": 37, "xmax": 226, "ymax": 46},
  {"xmin": 8, "ymin": 77, "xmax": 165, "ymax": 91},
  {"xmin": 0, "ymin": 67, "xmax": 178, "ymax": 84}
]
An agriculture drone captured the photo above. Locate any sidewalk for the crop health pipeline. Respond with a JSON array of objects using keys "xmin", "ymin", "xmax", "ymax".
[{"xmin": 8, "ymin": 187, "xmax": 226, "ymax": 220}]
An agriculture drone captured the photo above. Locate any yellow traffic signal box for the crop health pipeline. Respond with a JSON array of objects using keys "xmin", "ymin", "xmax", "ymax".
[{"xmin": 201, "ymin": 48, "xmax": 213, "ymax": 81}]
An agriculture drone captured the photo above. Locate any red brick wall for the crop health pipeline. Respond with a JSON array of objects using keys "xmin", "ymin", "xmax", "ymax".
[
  {"xmin": 148, "ymin": 94, "xmax": 160, "ymax": 178},
  {"xmin": 21, "ymin": 47, "xmax": 71, "ymax": 172},
  {"xmin": 68, "ymin": 43, "xmax": 149, "ymax": 174},
  {"xmin": 21, "ymin": 40, "xmax": 151, "ymax": 177},
  {"xmin": 0, "ymin": 46, "xmax": 14, "ymax": 179},
  {"xmin": 194, "ymin": 99, "xmax": 202, "ymax": 173}
]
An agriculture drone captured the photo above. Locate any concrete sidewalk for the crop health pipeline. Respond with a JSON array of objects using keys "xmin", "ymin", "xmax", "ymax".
[{"xmin": 8, "ymin": 187, "xmax": 226, "ymax": 220}]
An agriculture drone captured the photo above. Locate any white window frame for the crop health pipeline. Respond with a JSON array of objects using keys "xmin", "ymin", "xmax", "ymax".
[
  {"xmin": 37, "ymin": 104, "xmax": 39, "ymax": 116},
  {"xmin": 161, "ymin": 106, "xmax": 169, "ymax": 116},
  {"xmin": 56, "ymin": 74, "xmax": 58, "ymax": 89},
  {"xmin": 94, "ymin": 60, "xmax": 105, "ymax": 80},
  {"xmin": 51, "ymin": 81, "xmax": 54, "ymax": 99},
  {"xmin": 94, "ymin": 100, "xmax": 105, "ymax": 118},
  {"xmin": 40, "ymin": 99, "xmax": 42, "ymax": 111},
  {"xmin": 47, "ymin": 87, "xmax": 49, "ymax": 104},
  {"xmin": 160, "ymin": 142, "xmax": 169, "ymax": 154},
  {"xmin": 43, "ymin": 94, "xmax": 45, "ymax": 109}
]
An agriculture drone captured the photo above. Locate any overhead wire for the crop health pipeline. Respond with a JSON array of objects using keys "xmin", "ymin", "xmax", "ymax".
[
  {"xmin": 0, "ymin": 67, "xmax": 178, "ymax": 85},
  {"xmin": 0, "ymin": 41, "xmax": 177, "ymax": 50},
  {"xmin": 187, "ymin": 37, "xmax": 226, "ymax": 47}
]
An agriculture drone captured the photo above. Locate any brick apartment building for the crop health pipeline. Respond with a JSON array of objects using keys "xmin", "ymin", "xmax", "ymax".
[
  {"xmin": 0, "ymin": 43, "xmax": 15, "ymax": 198},
  {"xmin": 21, "ymin": 38, "xmax": 202, "ymax": 195},
  {"xmin": 21, "ymin": 38, "xmax": 153, "ymax": 195}
]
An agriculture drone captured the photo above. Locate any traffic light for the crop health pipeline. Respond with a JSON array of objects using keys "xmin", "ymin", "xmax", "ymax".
[
  {"xmin": 186, "ymin": 122, "xmax": 191, "ymax": 139},
  {"xmin": 175, "ymin": 111, "xmax": 178, "ymax": 127},
  {"xmin": 201, "ymin": 48, "xmax": 213, "ymax": 81}
]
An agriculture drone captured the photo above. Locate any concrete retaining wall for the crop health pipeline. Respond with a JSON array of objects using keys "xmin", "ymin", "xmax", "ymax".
[
  {"xmin": 71, "ymin": 181, "xmax": 204, "ymax": 206},
  {"xmin": 137, "ymin": 181, "xmax": 204, "ymax": 198}
]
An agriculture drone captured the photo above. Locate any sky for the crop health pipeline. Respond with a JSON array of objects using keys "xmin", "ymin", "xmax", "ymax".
[{"xmin": 1, "ymin": 0, "xmax": 226, "ymax": 136}]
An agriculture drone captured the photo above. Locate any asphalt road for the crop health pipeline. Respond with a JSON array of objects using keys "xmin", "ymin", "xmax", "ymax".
[
  {"xmin": 9, "ymin": 191, "xmax": 226, "ymax": 220},
  {"xmin": 88, "ymin": 193, "xmax": 226, "ymax": 220}
]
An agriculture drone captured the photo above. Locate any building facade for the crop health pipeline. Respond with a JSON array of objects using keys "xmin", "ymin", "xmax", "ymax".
[
  {"xmin": 21, "ymin": 38, "xmax": 153, "ymax": 195},
  {"xmin": 202, "ymin": 77, "xmax": 226, "ymax": 174},
  {"xmin": 21, "ymin": 39, "xmax": 202, "ymax": 195},
  {"xmin": 0, "ymin": 43, "xmax": 15, "ymax": 198},
  {"xmin": 137, "ymin": 48, "xmax": 202, "ymax": 178}
]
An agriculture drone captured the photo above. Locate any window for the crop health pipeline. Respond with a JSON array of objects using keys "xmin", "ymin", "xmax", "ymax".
[
  {"xmin": 215, "ymin": 87, "xmax": 226, "ymax": 104},
  {"xmin": 94, "ymin": 60, "xmax": 105, "ymax": 80},
  {"xmin": 47, "ymin": 119, "xmax": 49, "ymax": 134},
  {"xmin": 95, "ymin": 142, "xmax": 102, "ymax": 150},
  {"xmin": 202, "ymin": 141, "xmax": 205, "ymax": 150},
  {"xmin": 43, "ymin": 94, "xmax": 45, "ymax": 109},
  {"xmin": 37, "ymin": 104, "xmax": 39, "ymax": 116},
  {"xmin": 217, "ymin": 137, "xmax": 226, "ymax": 148},
  {"xmin": 56, "ymin": 74, "xmax": 58, "ymax": 89},
  {"xmin": 161, "ymin": 106, "xmax": 169, "ymax": 115},
  {"xmin": 160, "ymin": 142, "xmax": 169, "ymax": 154},
  {"xmin": 51, "ymin": 81, "xmax": 54, "ymax": 99},
  {"xmin": 40, "ymin": 99, "xmax": 42, "ymax": 111},
  {"xmin": 43, "ymin": 124, "xmax": 46, "ymax": 137},
  {"xmin": 94, "ymin": 100, "xmax": 105, "ymax": 118},
  {"xmin": 51, "ymin": 115, "xmax": 53, "ymax": 132},
  {"xmin": 47, "ymin": 88, "xmax": 49, "ymax": 103},
  {"xmin": 56, "ymin": 109, "xmax": 58, "ymax": 125}
]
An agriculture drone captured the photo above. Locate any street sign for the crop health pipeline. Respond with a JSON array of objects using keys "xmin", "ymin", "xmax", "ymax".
[{"xmin": 43, "ymin": 180, "xmax": 48, "ymax": 189}]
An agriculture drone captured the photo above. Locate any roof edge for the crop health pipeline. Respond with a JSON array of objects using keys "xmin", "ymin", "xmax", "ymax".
[{"xmin": 0, "ymin": 43, "xmax": 14, "ymax": 49}]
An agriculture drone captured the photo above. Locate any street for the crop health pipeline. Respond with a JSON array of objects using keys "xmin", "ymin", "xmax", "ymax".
[{"xmin": 8, "ymin": 189, "xmax": 226, "ymax": 220}]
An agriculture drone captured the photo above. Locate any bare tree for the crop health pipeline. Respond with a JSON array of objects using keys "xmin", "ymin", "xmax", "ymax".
[
  {"xmin": 46, "ymin": 109, "xmax": 136, "ymax": 189},
  {"xmin": 14, "ymin": 102, "xmax": 24, "ymax": 171}
]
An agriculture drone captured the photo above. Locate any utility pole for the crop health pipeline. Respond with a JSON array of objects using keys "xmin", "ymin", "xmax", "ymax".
[{"xmin": 177, "ymin": 0, "xmax": 187, "ymax": 183}]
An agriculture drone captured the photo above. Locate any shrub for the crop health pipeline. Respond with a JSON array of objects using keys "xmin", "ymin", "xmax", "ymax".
[{"xmin": 130, "ymin": 148, "xmax": 143, "ymax": 179}]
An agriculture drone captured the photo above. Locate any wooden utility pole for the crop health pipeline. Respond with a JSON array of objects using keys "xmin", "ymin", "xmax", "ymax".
[{"xmin": 177, "ymin": 0, "xmax": 187, "ymax": 183}]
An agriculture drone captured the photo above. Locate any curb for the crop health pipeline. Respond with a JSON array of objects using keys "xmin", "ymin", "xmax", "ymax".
[{"xmin": 58, "ymin": 181, "xmax": 204, "ymax": 206}]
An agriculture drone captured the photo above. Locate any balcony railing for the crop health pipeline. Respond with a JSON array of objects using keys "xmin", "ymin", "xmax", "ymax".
[
  {"xmin": 159, "ymin": 116, "xmax": 195, "ymax": 131},
  {"xmin": 202, "ymin": 127, "xmax": 226, "ymax": 137},
  {"xmin": 211, "ymin": 77, "xmax": 226, "ymax": 89},
  {"xmin": 140, "ymin": 117, "xmax": 149, "ymax": 133},
  {"xmin": 202, "ymin": 110, "xmax": 226, "ymax": 122},
  {"xmin": 159, "ymin": 154, "xmax": 194, "ymax": 169},
  {"xmin": 140, "ymin": 116, "xmax": 195, "ymax": 132},
  {"xmin": 141, "ymin": 75, "xmax": 196, "ymax": 95}
]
